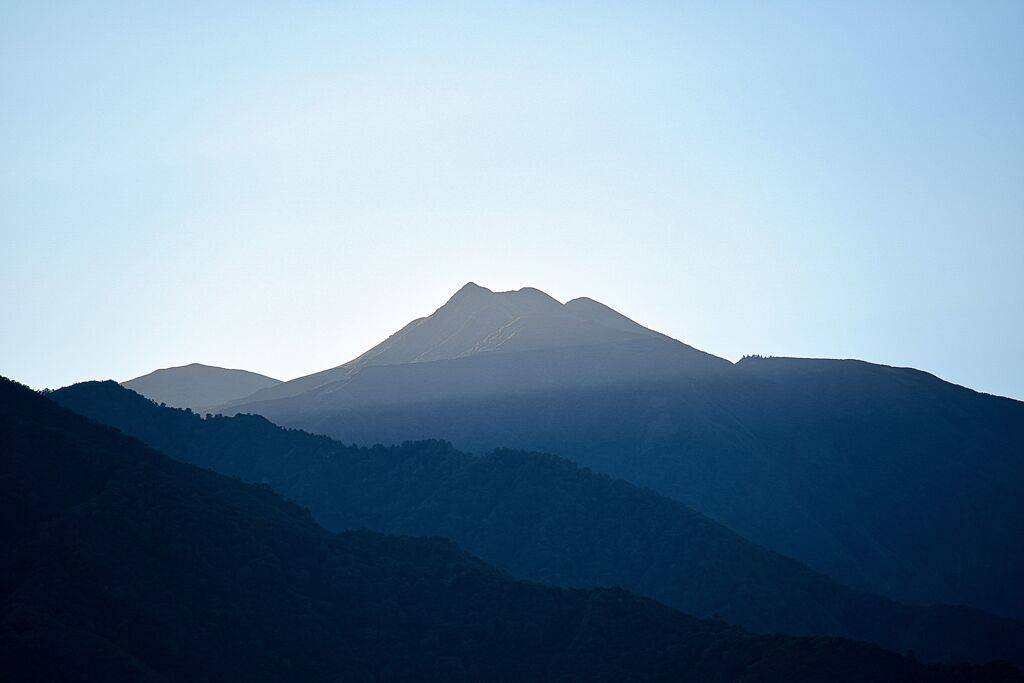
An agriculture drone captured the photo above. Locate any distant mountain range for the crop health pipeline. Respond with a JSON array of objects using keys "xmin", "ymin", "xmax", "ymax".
[
  {"xmin": 159, "ymin": 283, "xmax": 1023, "ymax": 621},
  {"xmin": 11, "ymin": 375, "xmax": 1018, "ymax": 682},
  {"xmin": 122, "ymin": 362, "xmax": 280, "ymax": 411},
  {"xmin": 50, "ymin": 379, "xmax": 1024, "ymax": 667}
]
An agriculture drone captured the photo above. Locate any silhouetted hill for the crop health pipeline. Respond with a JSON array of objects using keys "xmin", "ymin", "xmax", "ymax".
[
  {"xmin": 10, "ymin": 376, "xmax": 1018, "ymax": 682},
  {"xmin": 209, "ymin": 284, "xmax": 1024, "ymax": 620},
  {"xmin": 50, "ymin": 380, "xmax": 1024, "ymax": 666},
  {"xmin": 219, "ymin": 282, "xmax": 728, "ymax": 410},
  {"xmin": 122, "ymin": 362, "xmax": 280, "ymax": 411}
]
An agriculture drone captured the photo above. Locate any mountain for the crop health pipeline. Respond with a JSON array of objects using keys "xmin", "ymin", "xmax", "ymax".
[
  {"xmin": 50, "ymin": 380, "xmax": 1024, "ymax": 666},
  {"xmin": 8, "ymin": 378, "xmax": 1017, "ymax": 682},
  {"xmin": 219, "ymin": 282, "xmax": 728, "ymax": 410},
  {"xmin": 213, "ymin": 284, "xmax": 1024, "ymax": 621},
  {"xmin": 122, "ymin": 362, "xmax": 280, "ymax": 411}
]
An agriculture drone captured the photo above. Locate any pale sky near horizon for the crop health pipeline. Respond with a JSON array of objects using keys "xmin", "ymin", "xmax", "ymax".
[{"xmin": 2, "ymin": 2, "xmax": 1023, "ymax": 399}]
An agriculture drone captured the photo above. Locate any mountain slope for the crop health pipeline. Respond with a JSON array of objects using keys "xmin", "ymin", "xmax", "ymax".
[
  {"xmin": 122, "ymin": 362, "xmax": 280, "ymax": 411},
  {"xmin": 9, "ymin": 376, "xmax": 1017, "ymax": 682},
  {"xmin": 245, "ymin": 353, "xmax": 1024, "ymax": 620},
  {"xmin": 220, "ymin": 282, "xmax": 728, "ymax": 410},
  {"xmin": 50, "ymin": 380, "xmax": 1024, "ymax": 666},
  {"xmin": 207, "ymin": 285, "xmax": 1024, "ymax": 621}
]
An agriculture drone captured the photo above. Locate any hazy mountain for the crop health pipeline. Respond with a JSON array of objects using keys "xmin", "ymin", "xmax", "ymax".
[
  {"xmin": 122, "ymin": 362, "xmax": 280, "ymax": 411},
  {"xmin": 213, "ymin": 284, "xmax": 1024, "ymax": 621},
  {"xmin": 10, "ymin": 378, "xmax": 1016, "ymax": 682},
  {"xmin": 51, "ymin": 380, "xmax": 1024, "ymax": 666},
  {"xmin": 219, "ymin": 282, "xmax": 728, "ymax": 410}
]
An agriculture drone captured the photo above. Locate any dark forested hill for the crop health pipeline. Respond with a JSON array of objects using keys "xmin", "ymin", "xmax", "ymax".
[
  {"xmin": 9, "ymin": 376, "xmax": 1019, "ymax": 682},
  {"xmin": 49, "ymin": 380, "xmax": 1024, "ymax": 667}
]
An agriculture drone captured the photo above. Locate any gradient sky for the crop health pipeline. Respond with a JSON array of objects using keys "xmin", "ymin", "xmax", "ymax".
[{"xmin": 2, "ymin": 2, "xmax": 1023, "ymax": 399}]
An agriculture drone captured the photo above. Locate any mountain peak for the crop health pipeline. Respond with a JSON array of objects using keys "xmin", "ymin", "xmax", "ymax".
[
  {"xmin": 449, "ymin": 281, "xmax": 493, "ymax": 299},
  {"xmin": 565, "ymin": 297, "xmax": 658, "ymax": 337},
  {"xmin": 219, "ymin": 283, "xmax": 728, "ymax": 410},
  {"xmin": 513, "ymin": 286, "xmax": 562, "ymax": 306},
  {"xmin": 442, "ymin": 283, "xmax": 563, "ymax": 316},
  {"xmin": 122, "ymin": 364, "xmax": 281, "ymax": 411}
]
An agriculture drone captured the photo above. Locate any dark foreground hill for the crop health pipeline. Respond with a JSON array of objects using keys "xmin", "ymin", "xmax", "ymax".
[
  {"xmin": 50, "ymin": 380, "xmax": 1024, "ymax": 667},
  {"xmin": 8, "ymin": 377, "xmax": 1018, "ymax": 682}
]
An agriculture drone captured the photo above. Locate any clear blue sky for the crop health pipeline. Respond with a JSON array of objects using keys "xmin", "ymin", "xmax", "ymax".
[{"xmin": 2, "ymin": 2, "xmax": 1022, "ymax": 399}]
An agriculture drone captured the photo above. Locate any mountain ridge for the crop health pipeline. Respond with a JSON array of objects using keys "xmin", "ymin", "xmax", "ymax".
[
  {"xmin": 9, "ymin": 374, "xmax": 1016, "ymax": 681},
  {"xmin": 49, "ymin": 379, "xmax": 1024, "ymax": 667},
  {"xmin": 195, "ymin": 283, "xmax": 1024, "ymax": 621}
]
